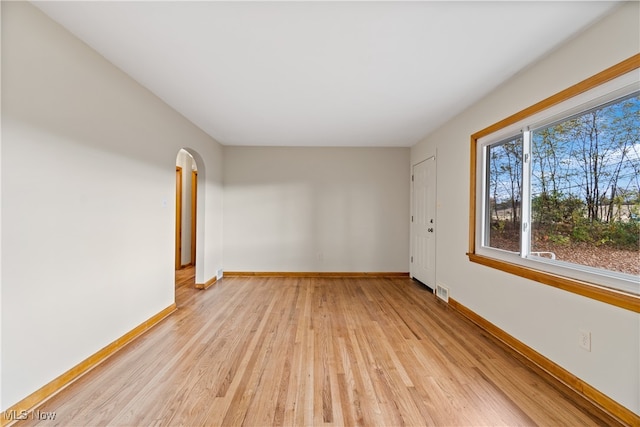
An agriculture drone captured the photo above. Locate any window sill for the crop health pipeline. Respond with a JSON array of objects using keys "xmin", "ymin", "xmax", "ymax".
[{"xmin": 467, "ymin": 252, "xmax": 640, "ymax": 313}]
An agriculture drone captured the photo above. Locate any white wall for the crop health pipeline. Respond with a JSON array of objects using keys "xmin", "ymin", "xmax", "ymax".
[
  {"xmin": 223, "ymin": 147, "xmax": 410, "ymax": 272},
  {"xmin": 0, "ymin": 2, "xmax": 224, "ymax": 410},
  {"xmin": 411, "ymin": 2, "xmax": 639, "ymax": 415}
]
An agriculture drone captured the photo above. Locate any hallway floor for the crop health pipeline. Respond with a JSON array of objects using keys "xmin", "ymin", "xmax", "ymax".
[{"xmin": 18, "ymin": 274, "xmax": 622, "ymax": 426}]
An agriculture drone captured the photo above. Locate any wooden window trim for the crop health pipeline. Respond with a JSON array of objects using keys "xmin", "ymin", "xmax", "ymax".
[{"xmin": 468, "ymin": 54, "xmax": 640, "ymax": 313}]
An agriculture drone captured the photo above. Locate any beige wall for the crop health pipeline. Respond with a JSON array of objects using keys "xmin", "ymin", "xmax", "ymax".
[
  {"xmin": 223, "ymin": 146, "xmax": 410, "ymax": 272},
  {"xmin": 411, "ymin": 2, "xmax": 640, "ymax": 414},
  {"xmin": 1, "ymin": 2, "xmax": 224, "ymax": 409}
]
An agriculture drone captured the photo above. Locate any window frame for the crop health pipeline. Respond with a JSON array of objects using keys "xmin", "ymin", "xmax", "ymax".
[{"xmin": 468, "ymin": 54, "xmax": 640, "ymax": 313}]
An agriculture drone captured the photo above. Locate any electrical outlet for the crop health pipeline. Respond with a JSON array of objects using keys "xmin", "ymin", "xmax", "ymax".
[{"xmin": 578, "ymin": 329, "xmax": 591, "ymax": 351}]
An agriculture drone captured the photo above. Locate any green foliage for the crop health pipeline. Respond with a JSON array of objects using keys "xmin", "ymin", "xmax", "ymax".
[
  {"xmin": 532, "ymin": 192, "xmax": 584, "ymax": 225},
  {"xmin": 548, "ymin": 233, "xmax": 570, "ymax": 245},
  {"xmin": 532, "ymin": 194, "xmax": 639, "ymax": 249},
  {"xmin": 491, "ymin": 220, "xmax": 506, "ymax": 233},
  {"xmin": 602, "ymin": 221, "xmax": 640, "ymax": 249},
  {"xmin": 563, "ymin": 218, "xmax": 639, "ymax": 249},
  {"xmin": 570, "ymin": 222, "xmax": 592, "ymax": 243}
]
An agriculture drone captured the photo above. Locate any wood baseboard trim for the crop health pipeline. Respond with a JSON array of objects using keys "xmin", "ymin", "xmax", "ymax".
[
  {"xmin": 448, "ymin": 298, "xmax": 638, "ymax": 426},
  {"xmin": 195, "ymin": 275, "xmax": 217, "ymax": 290},
  {"xmin": 1, "ymin": 303, "xmax": 177, "ymax": 427},
  {"xmin": 223, "ymin": 271, "xmax": 410, "ymax": 278}
]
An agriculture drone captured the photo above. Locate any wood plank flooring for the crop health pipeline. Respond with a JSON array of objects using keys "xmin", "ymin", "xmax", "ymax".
[{"xmin": 17, "ymin": 269, "xmax": 621, "ymax": 426}]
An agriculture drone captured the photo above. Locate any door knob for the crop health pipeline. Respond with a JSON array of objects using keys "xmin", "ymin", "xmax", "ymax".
[{"xmin": 428, "ymin": 228, "xmax": 434, "ymax": 233}]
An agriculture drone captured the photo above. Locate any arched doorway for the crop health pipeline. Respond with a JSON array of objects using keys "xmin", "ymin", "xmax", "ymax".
[{"xmin": 175, "ymin": 148, "xmax": 201, "ymax": 291}]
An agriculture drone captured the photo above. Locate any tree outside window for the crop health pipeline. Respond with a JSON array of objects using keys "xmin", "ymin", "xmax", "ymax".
[{"xmin": 485, "ymin": 93, "xmax": 639, "ymax": 277}]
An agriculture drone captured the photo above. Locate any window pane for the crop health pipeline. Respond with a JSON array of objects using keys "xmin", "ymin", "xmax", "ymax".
[
  {"xmin": 530, "ymin": 93, "xmax": 640, "ymax": 277},
  {"xmin": 485, "ymin": 137, "xmax": 523, "ymax": 252}
]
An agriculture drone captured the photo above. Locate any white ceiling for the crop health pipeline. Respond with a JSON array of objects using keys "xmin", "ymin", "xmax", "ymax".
[{"xmin": 33, "ymin": 1, "xmax": 620, "ymax": 147}]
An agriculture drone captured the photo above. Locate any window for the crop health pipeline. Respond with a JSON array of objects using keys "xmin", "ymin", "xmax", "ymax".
[
  {"xmin": 470, "ymin": 56, "xmax": 640, "ymax": 311},
  {"xmin": 485, "ymin": 136, "xmax": 523, "ymax": 252}
]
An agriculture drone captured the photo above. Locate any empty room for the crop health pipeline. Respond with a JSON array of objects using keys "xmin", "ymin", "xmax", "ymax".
[{"xmin": 1, "ymin": 1, "xmax": 639, "ymax": 426}]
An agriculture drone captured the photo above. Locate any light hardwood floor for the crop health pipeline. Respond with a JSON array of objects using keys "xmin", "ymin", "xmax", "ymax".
[{"xmin": 17, "ymin": 268, "xmax": 621, "ymax": 426}]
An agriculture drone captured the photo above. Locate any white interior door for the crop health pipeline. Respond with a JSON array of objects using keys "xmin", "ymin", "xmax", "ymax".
[{"xmin": 411, "ymin": 157, "xmax": 436, "ymax": 289}]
